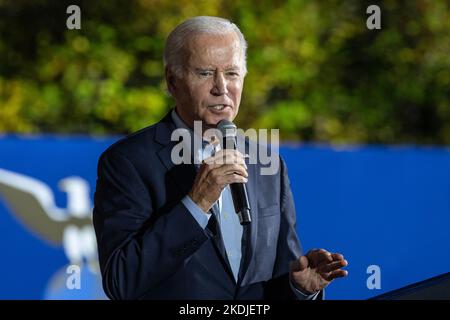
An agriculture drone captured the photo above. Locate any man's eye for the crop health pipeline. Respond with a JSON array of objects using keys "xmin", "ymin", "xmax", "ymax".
[
  {"xmin": 199, "ymin": 71, "xmax": 213, "ymax": 77},
  {"xmin": 227, "ymin": 72, "xmax": 239, "ymax": 78}
]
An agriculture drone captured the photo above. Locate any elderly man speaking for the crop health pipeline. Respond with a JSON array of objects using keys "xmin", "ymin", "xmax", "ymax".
[{"xmin": 93, "ymin": 16, "xmax": 348, "ymax": 300}]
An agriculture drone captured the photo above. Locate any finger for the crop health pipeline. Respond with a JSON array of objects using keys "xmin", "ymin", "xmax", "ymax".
[
  {"xmin": 318, "ymin": 259, "xmax": 348, "ymax": 273},
  {"xmin": 219, "ymin": 173, "xmax": 248, "ymax": 185},
  {"xmin": 200, "ymin": 161, "xmax": 221, "ymax": 171},
  {"xmin": 205, "ymin": 150, "xmax": 246, "ymax": 166},
  {"xmin": 204, "ymin": 155, "xmax": 245, "ymax": 166},
  {"xmin": 205, "ymin": 149, "xmax": 236, "ymax": 161},
  {"xmin": 206, "ymin": 167, "xmax": 248, "ymax": 190},
  {"xmin": 219, "ymin": 155, "xmax": 247, "ymax": 168},
  {"xmin": 307, "ymin": 249, "xmax": 333, "ymax": 267},
  {"xmin": 324, "ymin": 269, "xmax": 348, "ymax": 281},
  {"xmin": 202, "ymin": 162, "xmax": 246, "ymax": 179},
  {"xmin": 318, "ymin": 255, "xmax": 347, "ymax": 267},
  {"xmin": 214, "ymin": 149, "xmax": 244, "ymax": 158},
  {"xmin": 218, "ymin": 154, "xmax": 246, "ymax": 166},
  {"xmin": 331, "ymin": 253, "xmax": 345, "ymax": 261},
  {"xmin": 215, "ymin": 164, "xmax": 248, "ymax": 178},
  {"xmin": 199, "ymin": 162, "xmax": 221, "ymax": 178},
  {"xmin": 298, "ymin": 256, "xmax": 309, "ymax": 271}
]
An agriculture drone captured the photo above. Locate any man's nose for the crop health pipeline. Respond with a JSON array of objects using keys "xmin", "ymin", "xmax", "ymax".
[{"xmin": 210, "ymin": 73, "xmax": 228, "ymax": 96}]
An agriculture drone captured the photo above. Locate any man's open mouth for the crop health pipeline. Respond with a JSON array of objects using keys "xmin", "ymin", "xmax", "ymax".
[{"xmin": 208, "ymin": 105, "xmax": 230, "ymax": 111}]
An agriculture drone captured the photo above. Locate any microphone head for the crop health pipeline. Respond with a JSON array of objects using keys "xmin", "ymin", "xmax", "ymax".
[{"xmin": 217, "ymin": 119, "xmax": 237, "ymax": 138}]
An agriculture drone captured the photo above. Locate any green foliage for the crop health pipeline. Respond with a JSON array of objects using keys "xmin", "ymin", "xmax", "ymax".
[{"xmin": 0, "ymin": 0, "xmax": 449, "ymax": 144}]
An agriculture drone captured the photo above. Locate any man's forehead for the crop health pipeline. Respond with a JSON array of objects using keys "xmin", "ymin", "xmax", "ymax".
[{"xmin": 184, "ymin": 32, "xmax": 243, "ymax": 68}]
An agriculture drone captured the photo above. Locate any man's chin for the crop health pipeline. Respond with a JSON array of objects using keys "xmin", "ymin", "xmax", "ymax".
[
  {"xmin": 205, "ymin": 114, "xmax": 234, "ymax": 127},
  {"xmin": 204, "ymin": 119, "xmax": 229, "ymax": 130},
  {"xmin": 201, "ymin": 122, "xmax": 219, "ymax": 132}
]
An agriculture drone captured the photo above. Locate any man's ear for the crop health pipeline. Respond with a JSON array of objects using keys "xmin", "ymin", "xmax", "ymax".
[{"xmin": 165, "ymin": 67, "xmax": 177, "ymax": 95}]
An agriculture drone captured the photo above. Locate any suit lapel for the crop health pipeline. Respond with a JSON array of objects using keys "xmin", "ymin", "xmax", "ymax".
[
  {"xmin": 237, "ymin": 142, "xmax": 259, "ymax": 287},
  {"xmin": 156, "ymin": 113, "xmax": 197, "ymax": 199},
  {"xmin": 158, "ymin": 142, "xmax": 197, "ymax": 199}
]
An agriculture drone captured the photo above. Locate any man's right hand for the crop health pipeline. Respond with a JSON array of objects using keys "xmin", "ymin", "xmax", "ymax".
[{"xmin": 188, "ymin": 149, "xmax": 248, "ymax": 213}]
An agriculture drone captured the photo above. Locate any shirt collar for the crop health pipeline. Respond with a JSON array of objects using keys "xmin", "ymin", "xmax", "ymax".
[{"xmin": 171, "ymin": 108, "xmax": 220, "ymax": 163}]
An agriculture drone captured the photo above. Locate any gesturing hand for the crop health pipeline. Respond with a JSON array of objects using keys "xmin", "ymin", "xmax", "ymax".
[{"xmin": 290, "ymin": 249, "xmax": 348, "ymax": 294}]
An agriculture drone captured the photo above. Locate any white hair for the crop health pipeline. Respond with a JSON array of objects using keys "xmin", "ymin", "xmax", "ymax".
[{"xmin": 163, "ymin": 16, "xmax": 248, "ymax": 78}]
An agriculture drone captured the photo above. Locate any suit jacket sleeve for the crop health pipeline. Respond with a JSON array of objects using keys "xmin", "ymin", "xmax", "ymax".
[
  {"xmin": 93, "ymin": 149, "xmax": 208, "ymax": 300},
  {"xmin": 264, "ymin": 156, "xmax": 324, "ymax": 300}
]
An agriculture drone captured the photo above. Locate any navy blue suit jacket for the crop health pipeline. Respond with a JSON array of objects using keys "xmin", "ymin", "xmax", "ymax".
[{"xmin": 93, "ymin": 111, "xmax": 311, "ymax": 300}]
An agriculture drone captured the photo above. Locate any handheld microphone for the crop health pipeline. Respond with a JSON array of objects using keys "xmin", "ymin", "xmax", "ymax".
[{"xmin": 217, "ymin": 120, "xmax": 251, "ymax": 225}]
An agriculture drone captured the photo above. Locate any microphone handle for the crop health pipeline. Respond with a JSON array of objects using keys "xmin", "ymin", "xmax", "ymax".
[
  {"xmin": 230, "ymin": 183, "xmax": 251, "ymax": 225},
  {"xmin": 223, "ymin": 136, "xmax": 251, "ymax": 225}
]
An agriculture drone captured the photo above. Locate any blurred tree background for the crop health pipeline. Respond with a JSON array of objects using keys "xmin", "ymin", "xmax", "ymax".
[{"xmin": 0, "ymin": 0, "xmax": 449, "ymax": 144}]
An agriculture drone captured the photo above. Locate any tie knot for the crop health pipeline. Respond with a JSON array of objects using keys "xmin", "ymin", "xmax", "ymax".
[
  {"xmin": 202, "ymin": 139, "xmax": 210, "ymax": 148},
  {"xmin": 202, "ymin": 139, "xmax": 218, "ymax": 158}
]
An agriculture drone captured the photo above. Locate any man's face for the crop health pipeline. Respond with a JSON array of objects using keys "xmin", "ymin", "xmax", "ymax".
[{"xmin": 167, "ymin": 32, "xmax": 245, "ymax": 129}]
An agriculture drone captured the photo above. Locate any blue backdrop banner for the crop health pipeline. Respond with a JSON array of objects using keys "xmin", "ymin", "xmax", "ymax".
[{"xmin": 0, "ymin": 135, "xmax": 449, "ymax": 299}]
